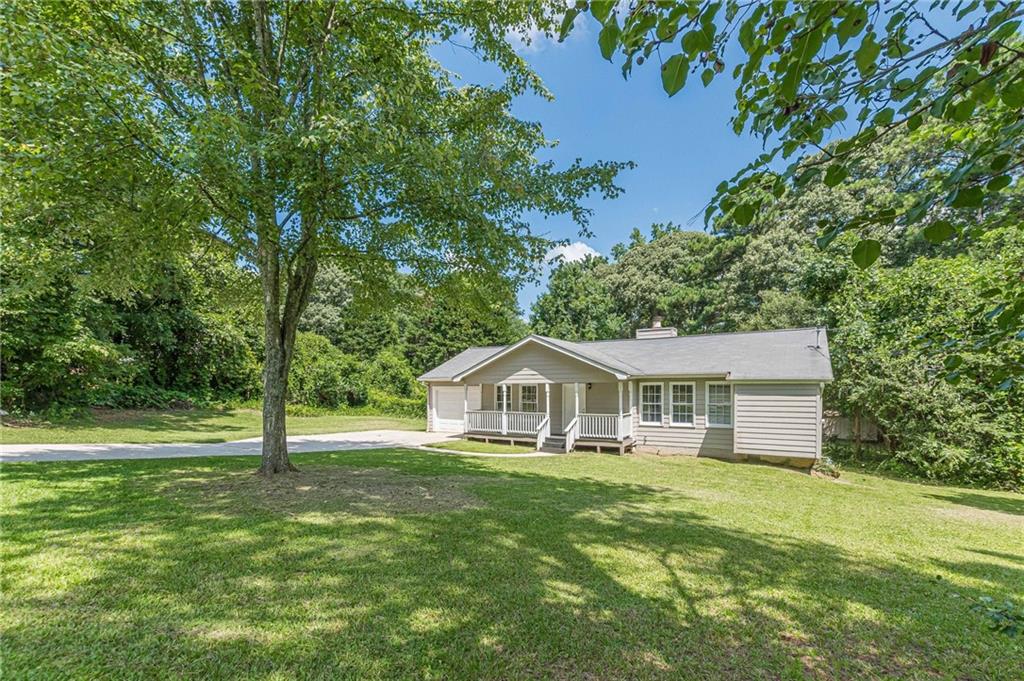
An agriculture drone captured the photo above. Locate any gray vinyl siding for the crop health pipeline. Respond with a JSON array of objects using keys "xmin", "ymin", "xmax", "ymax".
[
  {"xmin": 585, "ymin": 382, "xmax": 624, "ymax": 414},
  {"xmin": 461, "ymin": 344, "xmax": 617, "ymax": 384},
  {"xmin": 630, "ymin": 378, "xmax": 733, "ymax": 455},
  {"xmin": 734, "ymin": 383, "xmax": 821, "ymax": 459}
]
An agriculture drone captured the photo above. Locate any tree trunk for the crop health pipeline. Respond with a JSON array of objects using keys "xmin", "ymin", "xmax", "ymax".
[
  {"xmin": 259, "ymin": 333, "xmax": 296, "ymax": 474},
  {"xmin": 255, "ymin": 219, "xmax": 318, "ymax": 475}
]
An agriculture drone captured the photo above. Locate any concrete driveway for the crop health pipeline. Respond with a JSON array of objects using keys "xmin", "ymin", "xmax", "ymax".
[{"xmin": 0, "ymin": 430, "xmax": 461, "ymax": 463}]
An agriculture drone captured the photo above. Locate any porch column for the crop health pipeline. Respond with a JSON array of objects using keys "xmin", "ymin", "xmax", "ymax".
[
  {"xmin": 544, "ymin": 383, "xmax": 551, "ymax": 425},
  {"xmin": 501, "ymin": 384, "xmax": 508, "ymax": 435},
  {"xmin": 628, "ymin": 381, "xmax": 635, "ymax": 418},
  {"xmin": 463, "ymin": 384, "xmax": 468, "ymax": 434},
  {"xmin": 617, "ymin": 381, "xmax": 624, "ymax": 440},
  {"xmin": 574, "ymin": 382, "xmax": 580, "ymax": 418}
]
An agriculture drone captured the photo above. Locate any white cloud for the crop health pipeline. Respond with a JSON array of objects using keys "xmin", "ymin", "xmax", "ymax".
[
  {"xmin": 546, "ymin": 241, "xmax": 600, "ymax": 263},
  {"xmin": 505, "ymin": 12, "xmax": 590, "ymax": 53}
]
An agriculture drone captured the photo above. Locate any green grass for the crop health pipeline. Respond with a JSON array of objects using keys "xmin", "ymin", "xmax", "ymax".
[
  {"xmin": 0, "ymin": 408, "xmax": 423, "ymax": 444},
  {"xmin": 2, "ymin": 451, "xmax": 1022, "ymax": 679},
  {"xmin": 423, "ymin": 438, "xmax": 536, "ymax": 454}
]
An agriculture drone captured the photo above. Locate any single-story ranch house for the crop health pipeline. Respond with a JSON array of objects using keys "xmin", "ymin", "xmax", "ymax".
[{"xmin": 419, "ymin": 323, "xmax": 834, "ymax": 465}]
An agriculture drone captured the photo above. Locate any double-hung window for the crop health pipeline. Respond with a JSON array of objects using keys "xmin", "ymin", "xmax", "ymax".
[
  {"xmin": 495, "ymin": 385, "xmax": 510, "ymax": 411},
  {"xmin": 670, "ymin": 382, "xmax": 695, "ymax": 426},
  {"xmin": 520, "ymin": 385, "xmax": 538, "ymax": 412},
  {"xmin": 706, "ymin": 382, "xmax": 733, "ymax": 428},
  {"xmin": 640, "ymin": 383, "xmax": 663, "ymax": 425}
]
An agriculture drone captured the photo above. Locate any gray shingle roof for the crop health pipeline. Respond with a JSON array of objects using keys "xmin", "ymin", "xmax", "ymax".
[{"xmin": 418, "ymin": 327, "xmax": 833, "ymax": 382}]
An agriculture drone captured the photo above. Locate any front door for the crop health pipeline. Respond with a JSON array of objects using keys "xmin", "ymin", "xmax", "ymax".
[{"xmin": 561, "ymin": 383, "xmax": 586, "ymax": 429}]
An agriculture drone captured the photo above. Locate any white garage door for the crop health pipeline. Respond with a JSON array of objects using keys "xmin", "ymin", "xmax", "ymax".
[{"xmin": 433, "ymin": 385, "xmax": 481, "ymax": 432}]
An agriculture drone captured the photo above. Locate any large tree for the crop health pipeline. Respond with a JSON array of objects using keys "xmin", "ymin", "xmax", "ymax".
[{"xmin": 4, "ymin": 1, "xmax": 626, "ymax": 473}]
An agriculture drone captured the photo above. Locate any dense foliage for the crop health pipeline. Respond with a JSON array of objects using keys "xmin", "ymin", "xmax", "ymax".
[
  {"xmin": 530, "ymin": 126, "xmax": 1023, "ymax": 491},
  {"xmin": 3, "ymin": 0, "xmax": 629, "ymax": 472},
  {"xmin": 1, "ymin": 248, "xmax": 525, "ymax": 421}
]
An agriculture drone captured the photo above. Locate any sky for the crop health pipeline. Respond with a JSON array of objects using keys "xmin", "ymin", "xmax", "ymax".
[{"xmin": 433, "ymin": 20, "xmax": 771, "ymax": 315}]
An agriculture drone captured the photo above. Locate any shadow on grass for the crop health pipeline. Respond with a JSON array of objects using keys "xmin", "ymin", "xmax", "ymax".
[
  {"xmin": 925, "ymin": 491, "xmax": 1024, "ymax": 516},
  {"xmin": 2, "ymin": 451, "xmax": 1021, "ymax": 679}
]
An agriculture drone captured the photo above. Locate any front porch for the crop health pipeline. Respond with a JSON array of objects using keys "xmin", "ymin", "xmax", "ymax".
[{"xmin": 462, "ymin": 381, "xmax": 634, "ymax": 454}]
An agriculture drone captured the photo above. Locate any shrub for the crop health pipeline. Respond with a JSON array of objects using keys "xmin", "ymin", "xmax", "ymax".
[
  {"xmin": 366, "ymin": 388, "xmax": 426, "ymax": 419},
  {"xmin": 288, "ymin": 332, "xmax": 367, "ymax": 408},
  {"xmin": 364, "ymin": 348, "xmax": 419, "ymax": 398}
]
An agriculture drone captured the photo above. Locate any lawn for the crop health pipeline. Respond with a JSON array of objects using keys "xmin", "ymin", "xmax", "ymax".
[
  {"xmin": 2, "ymin": 451, "xmax": 1022, "ymax": 679},
  {"xmin": 0, "ymin": 408, "xmax": 423, "ymax": 444},
  {"xmin": 424, "ymin": 439, "xmax": 537, "ymax": 454}
]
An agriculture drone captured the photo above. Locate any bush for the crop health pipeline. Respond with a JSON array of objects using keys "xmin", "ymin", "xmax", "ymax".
[
  {"xmin": 366, "ymin": 388, "xmax": 426, "ymax": 419},
  {"xmin": 364, "ymin": 348, "xmax": 419, "ymax": 398},
  {"xmin": 288, "ymin": 332, "xmax": 367, "ymax": 408}
]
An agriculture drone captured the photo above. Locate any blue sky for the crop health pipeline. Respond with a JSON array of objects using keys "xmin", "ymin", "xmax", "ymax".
[{"xmin": 435, "ymin": 23, "xmax": 769, "ymax": 314}]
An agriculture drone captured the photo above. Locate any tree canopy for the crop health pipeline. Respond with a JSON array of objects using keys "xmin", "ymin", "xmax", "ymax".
[
  {"xmin": 4, "ymin": 0, "xmax": 628, "ymax": 472},
  {"xmin": 563, "ymin": 0, "xmax": 1023, "ymax": 353}
]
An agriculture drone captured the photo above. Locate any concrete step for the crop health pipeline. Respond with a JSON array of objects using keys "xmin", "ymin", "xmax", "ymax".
[{"xmin": 539, "ymin": 446, "xmax": 565, "ymax": 454}]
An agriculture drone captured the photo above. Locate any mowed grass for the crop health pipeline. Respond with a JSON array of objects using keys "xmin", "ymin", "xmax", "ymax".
[
  {"xmin": 2, "ymin": 451, "xmax": 1022, "ymax": 680},
  {"xmin": 424, "ymin": 439, "xmax": 536, "ymax": 454},
  {"xmin": 0, "ymin": 408, "xmax": 423, "ymax": 444}
]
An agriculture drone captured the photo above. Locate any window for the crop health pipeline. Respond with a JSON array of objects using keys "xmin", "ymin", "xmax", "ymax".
[
  {"xmin": 495, "ymin": 384, "xmax": 510, "ymax": 411},
  {"xmin": 640, "ymin": 383, "xmax": 663, "ymax": 425},
  {"xmin": 706, "ymin": 382, "xmax": 733, "ymax": 427},
  {"xmin": 670, "ymin": 382, "xmax": 695, "ymax": 426},
  {"xmin": 520, "ymin": 385, "xmax": 538, "ymax": 412}
]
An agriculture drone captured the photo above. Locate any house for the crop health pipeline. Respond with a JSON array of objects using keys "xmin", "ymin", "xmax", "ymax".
[{"xmin": 418, "ymin": 323, "xmax": 833, "ymax": 465}]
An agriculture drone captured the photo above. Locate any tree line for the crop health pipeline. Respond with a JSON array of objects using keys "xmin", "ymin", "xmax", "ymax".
[{"xmin": 531, "ymin": 119, "xmax": 1023, "ymax": 491}]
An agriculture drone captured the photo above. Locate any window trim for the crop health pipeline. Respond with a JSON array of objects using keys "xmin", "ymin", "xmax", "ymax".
[
  {"xmin": 494, "ymin": 384, "xmax": 510, "ymax": 412},
  {"xmin": 669, "ymin": 381, "xmax": 696, "ymax": 427},
  {"xmin": 639, "ymin": 381, "xmax": 664, "ymax": 426},
  {"xmin": 519, "ymin": 384, "xmax": 538, "ymax": 413},
  {"xmin": 705, "ymin": 381, "xmax": 733, "ymax": 429}
]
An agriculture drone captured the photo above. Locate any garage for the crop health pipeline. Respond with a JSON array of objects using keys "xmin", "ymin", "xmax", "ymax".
[{"xmin": 432, "ymin": 385, "xmax": 481, "ymax": 432}]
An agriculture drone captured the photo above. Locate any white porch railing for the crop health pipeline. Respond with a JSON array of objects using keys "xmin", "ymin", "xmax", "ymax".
[
  {"xmin": 620, "ymin": 412, "xmax": 633, "ymax": 440},
  {"xmin": 578, "ymin": 413, "xmax": 633, "ymax": 441},
  {"xmin": 563, "ymin": 415, "xmax": 579, "ymax": 453},
  {"xmin": 466, "ymin": 410, "xmax": 546, "ymax": 436},
  {"xmin": 535, "ymin": 416, "xmax": 550, "ymax": 450}
]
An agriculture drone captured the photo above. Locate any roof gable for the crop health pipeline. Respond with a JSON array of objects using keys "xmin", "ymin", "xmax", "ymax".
[{"xmin": 452, "ymin": 335, "xmax": 630, "ymax": 382}]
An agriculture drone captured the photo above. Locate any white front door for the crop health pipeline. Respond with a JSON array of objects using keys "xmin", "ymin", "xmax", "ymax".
[{"xmin": 561, "ymin": 383, "xmax": 586, "ymax": 429}]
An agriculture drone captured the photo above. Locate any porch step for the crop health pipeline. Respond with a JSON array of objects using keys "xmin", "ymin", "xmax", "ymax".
[{"xmin": 541, "ymin": 436, "xmax": 565, "ymax": 453}]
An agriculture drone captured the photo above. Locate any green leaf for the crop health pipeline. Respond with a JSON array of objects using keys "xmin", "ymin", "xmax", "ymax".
[
  {"xmin": 682, "ymin": 29, "xmax": 711, "ymax": 55},
  {"xmin": 852, "ymin": 239, "xmax": 881, "ymax": 269},
  {"xmin": 987, "ymin": 175, "xmax": 1011, "ymax": 191},
  {"xmin": 738, "ymin": 18, "xmax": 756, "ymax": 53},
  {"xmin": 991, "ymin": 153, "xmax": 1012, "ymax": 172},
  {"xmin": 949, "ymin": 186, "xmax": 984, "ymax": 208},
  {"xmin": 590, "ymin": 1, "xmax": 614, "ymax": 23},
  {"xmin": 558, "ymin": 9, "xmax": 580, "ymax": 42},
  {"xmin": 824, "ymin": 165, "xmax": 848, "ymax": 187},
  {"xmin": 906, "ymin": 114, "xmax": 923, "ymax": 131},
  {"xmin": 733, "ymin": 203, "xmax": 756, "ymax": 226},
  {"xmin": 922, "ymin": 220, "xmax": 956, "ymax": 243},
  {"xmin": 855, "ymin": 33, "xmax": 881, "ymax": 77},
  {"xmin": 836, "ymin": 5, "xmax": 867, "ymax": 46},
  {"xmin": 598, "ymin": 19, "xmax": 620, "ymax": 61},
  {"xmin": 661, "ymin": 54, "xmax": 688, "ymax": 96},
  {"xmin": 1001, "ymin": 82, "xmax": 1024, "ymax": 107},
  {"xmin": 701, "ymin": 68, "xmax": 714, "ymax": 87}
]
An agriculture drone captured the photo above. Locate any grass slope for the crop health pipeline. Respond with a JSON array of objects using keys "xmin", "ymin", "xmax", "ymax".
[
  {"xmin": 2, "ymin": 451, "xmax": 1022, "ymax": 679},
  {"xmin": 424, "ymin": 439, "xmax": 536, "ymax": 454},
  {"xmin": 0, "ymin": 408, "xmax": 423, "ymax": 444}
]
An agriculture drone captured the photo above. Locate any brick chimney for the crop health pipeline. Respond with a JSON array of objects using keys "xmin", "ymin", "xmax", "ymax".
[{"xmin": 636, "ymin": 316, "xmax": 678, "ymax": 339}]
